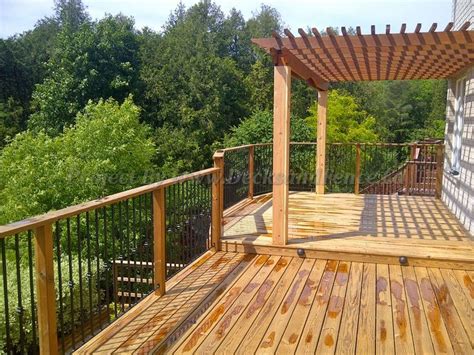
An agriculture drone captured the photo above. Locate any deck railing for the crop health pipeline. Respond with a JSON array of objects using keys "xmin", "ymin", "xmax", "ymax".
[
  {"xmin": 217, "ymin": 141, "xmax": 444, "ymax": 207},
  {"xmin": 0, "ymin": 168, "xmax": 221, "ymax": 354}
]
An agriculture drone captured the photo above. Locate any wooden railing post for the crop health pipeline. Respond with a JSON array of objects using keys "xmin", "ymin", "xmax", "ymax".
[
  {"xmin": 34, "ymin": 224, "xmax": 58, "ymax": 355},
  {"xmin": 354, "ymin": 143, "xmax": 361, "ymax": 194},
  {"xmin": 212, "ymin": 151, "xmax": 224, "ymax": 251},
  {"xmin": 435, "ymin": 144, "xmax": 445, "ymax": 199},
  {"xmin": 153, "ymin": 187, "xmax": 166, "ymax": 296},
  {"xmin": 316, "ymin": 90, "xmax": 328, "ymax": 194},
  {"xmin": 248, "ymin": 145, "xmax": 255, "ymax": 199}
]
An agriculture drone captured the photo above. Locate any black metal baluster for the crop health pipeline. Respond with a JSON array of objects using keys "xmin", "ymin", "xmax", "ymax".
[
  {"xmin": 94, "ymin": 209, "xmax": 102, "ymax": 331},
  {"xmin": 125, "ymin": 200, "xmax": 132, "ymax": 307},
  {"xmin": 1, "ymin": 238, "xmax": 11, "ymax": 352},
  {"xmin": 118, "ymin": 202, "xmax": 125, "ymax": 313},
  {"xmin": 14, "ymin": 234, "xmax": 25, "ymax": 350},
  {"xmin": 103, "ymin": 207, "xmax": 111, "ymax": 323},
  {"xmin": 146, "ymin": 193, "xmax": 153, "ymax": 286},
  {"xmin": 111, "ymin": 205, "xmax": 118, "ymax": 318},
  {"xmin": 55, "ymin": 222, "xmax": 66, "ymax": 354},
  {"xmin": 76, "ymin": 215, "xmax": 85, "ymax": 342},
  {"xmin": 27, "ymin": 231, "xmax": 38, "ymax": 352},
  {"xmin": 132, "ymin": 197, "xmax": 137, "ymax": 303},
  {"xmin": 137, "ymin": 195, "xmax": 144, "ymax": 293},
  {"xmin": 86, "ymin": 212, "xmax": 94, "ymax": 336},
  {"xmin": 66, "ymin": 218, "xmax": 75, "ymax": 349}
]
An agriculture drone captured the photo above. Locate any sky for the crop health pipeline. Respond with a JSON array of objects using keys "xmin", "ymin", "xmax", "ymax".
[{"xmin": 0, "ymin": 0, "xmax": 453, "ymax": 38}]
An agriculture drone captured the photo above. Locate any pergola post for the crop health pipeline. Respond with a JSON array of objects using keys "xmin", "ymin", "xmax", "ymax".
[
  {"xmin": 272, "ymin": 65, "xmax": 291, "ymax": 246},
  {"xmin": 316, "ymin": 90, "xmax": 328, "ymax": 194}
]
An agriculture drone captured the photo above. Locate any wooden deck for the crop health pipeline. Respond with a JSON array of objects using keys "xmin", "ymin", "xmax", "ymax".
[
  {"xmin": 222, "ymin": 192, "xmax": 474, "ymax": 269},
  {"xmin": 77, "ymin": 192, "xmax": 474, "ymax": 354},
  {"xmin": 77, "ymin": 250, "xmax": 473, "ymax": 354}
]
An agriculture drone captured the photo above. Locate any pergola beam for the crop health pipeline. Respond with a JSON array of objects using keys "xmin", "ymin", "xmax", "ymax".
[{"xmin": 270, "ymin": 48, "xmax": 329, "ymax": 90}]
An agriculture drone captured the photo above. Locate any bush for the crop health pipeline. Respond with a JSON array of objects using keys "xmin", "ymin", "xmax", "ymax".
[
  {"xmin": 0, "ymin": 96, "xmax": 155, "ymax": 225},
  {"xmin": 0, "ymin": 247, "xmax": 102, "ymax": 352}
]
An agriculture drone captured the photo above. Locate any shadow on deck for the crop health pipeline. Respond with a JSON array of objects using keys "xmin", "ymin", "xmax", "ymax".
[{"xmin": 222, "ymin": 192, "xmax": 474, "ymax": 269}]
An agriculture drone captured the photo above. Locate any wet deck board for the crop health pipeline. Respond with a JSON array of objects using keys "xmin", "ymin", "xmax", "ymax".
[{"xmin": 77, "ymin": 251, "xmax": 473, "ymax": 354}]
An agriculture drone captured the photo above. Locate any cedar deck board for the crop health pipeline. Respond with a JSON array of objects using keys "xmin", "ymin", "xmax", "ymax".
[
  {"xmin": 76, "ymin": 251, "xmax": 473, "ymax": 354},
  {"xmin": 76, "ymin": 192, "xmax": 473, "ymax": 354},
  {"xmin": 223, "ymin": 192, "xmax": 474, "ymax": 266}
]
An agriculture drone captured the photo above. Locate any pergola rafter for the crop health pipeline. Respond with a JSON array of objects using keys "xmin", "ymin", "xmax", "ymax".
[
  {"xmin": 252, "ymin": 22, "xmax": 474, "ymax": 245},
  {"xmin": 253, "ymin": 22, "xmax": 474, "ymax": 82}
]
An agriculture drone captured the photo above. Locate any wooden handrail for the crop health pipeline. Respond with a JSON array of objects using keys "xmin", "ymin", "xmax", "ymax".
[
  {"xmin": 0, "ymin": 167, "xmax": 219, "ymax": 238},
  {"xmin": 2, "ymin": 166, "xmax": 224, "ymax": 352}
]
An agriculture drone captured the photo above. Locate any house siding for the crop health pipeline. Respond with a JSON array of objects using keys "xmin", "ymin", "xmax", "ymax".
[
  {"xmin": 442, "ymin": 1, "xmax": 474, "ymax": 235},
  {"xmin": 453, "ymin": 0, "xmax": 473, "ymax": 28}
]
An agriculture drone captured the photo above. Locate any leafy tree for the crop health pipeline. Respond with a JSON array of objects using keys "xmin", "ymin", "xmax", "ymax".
[
  {"xmin": 139, "ymin": 1, "xmax": 249, "ymax": 170},
  {"xmin": 224, "ymin": 110, "xmax": 314, "ymax": 146},
  {"xmin": 53, "ymin": 0, "xmax": 90, "ymax": 31},
  {"xmin": 0, "ymin": 98, "xmax": 23, "ymax": 148},
  {"xmin": 29, "ymin": 15, "xmax": 141, "ymax": 134},
  {"xmin": 0, "ymin": 97, "xmax": 154, "ymax": 224},
  {"xmin": 306, "ymin": 90, "xmax": 378, "ymax": 143}
]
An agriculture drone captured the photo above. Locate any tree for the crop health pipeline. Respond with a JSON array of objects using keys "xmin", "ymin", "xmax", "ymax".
[
  {"xmin": 306, "ymin": 90, "xmax": 379, "ymax": 143},
  {"xmin": 54, "ymin": 0, "xmax": 90, "ymax": 31},
  {"xmin": 0, "ymin": 98, "xmax": 23, "ymax": 148},
  {"xmin": 29, "ymin": 15, "xmax": 142, "ymax": 134},
  {"xmin": 224, "ymin": 110, "xmax": 314, "ymax": 146},
  {"xmin": 139, "ymin": 1, "xmax": 249, "ymax": 170},
  {"xmin": 0, "ymin": 97, "xmax": 154, "ymax": 224}
]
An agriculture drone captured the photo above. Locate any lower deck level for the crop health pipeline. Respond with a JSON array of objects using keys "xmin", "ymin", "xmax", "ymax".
[{"xmin": 77, "ymin": 250, "xmax": 473, "ymax": 354}]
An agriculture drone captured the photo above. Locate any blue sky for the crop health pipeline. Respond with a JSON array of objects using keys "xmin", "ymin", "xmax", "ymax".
[{"xmin": 1, "ymin": 0, "xmax": 453, "ymax": 38}]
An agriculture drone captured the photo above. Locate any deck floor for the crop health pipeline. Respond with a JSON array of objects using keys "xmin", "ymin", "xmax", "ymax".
[
  {"xmin": 77, "ymin": 251, "xmax": 473, "ymax": 354},
  {"xmin": 223, "ymin": 192, "xmax": 474, "ymax": 267}
]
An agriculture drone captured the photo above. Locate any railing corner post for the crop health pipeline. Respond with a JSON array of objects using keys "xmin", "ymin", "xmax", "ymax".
[
  {"xmin": 34, "ymin": 223, "xmax": 59, "ymax": 355},
  {"xmin": 354, "ymin": 143, "xmax": 361, "ymax": 194},
  {"xmin": 212, "ymin": 151, "xmax": 224, "ymax": 251},
  {"xmin": 248, "ymin": 145, "xmax": 255, "ymax": 199},
  {"xmin": 435, "ymin": 144, "xmax": 445, "ymax": 199},
  {"xmin": 153, "ymin": 187, "xmax": 166, "ymax": 296}
]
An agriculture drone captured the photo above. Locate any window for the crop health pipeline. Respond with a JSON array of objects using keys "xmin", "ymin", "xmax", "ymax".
[{"xmin": 452, "ymin": 77, "xmax": 466, "ymax": 173}]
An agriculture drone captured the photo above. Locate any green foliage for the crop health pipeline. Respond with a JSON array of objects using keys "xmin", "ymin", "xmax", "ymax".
[
  {"xmin": 336, "ymin": 80, "xmax": 447, "ymax": 142},
  {"xmin": 29, "ymin": 15, "xmax": 141, "ymax": 134},
  {"xmin": 224, "ymin": 110, "xmax": 314, "ymax": 146},
  {"xmin": 0, "ymin": 98, "xmax": 23, "ymax": 148},
  {"xmin": 0, "ymin": 97, "xmax": 154, "ymax": 224},
  {"xmin": 306, "ymin": 90, "xmax": 379, "ymax": 143},
  {"xmin": 0, "ymin": 250, "xmax": 102, "ymax": 352}
]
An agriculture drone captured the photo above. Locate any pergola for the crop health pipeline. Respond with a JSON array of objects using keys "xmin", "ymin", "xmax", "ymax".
[{"xmin": 252, "ymin": 22, "xmax": 474, "ymax": 246}]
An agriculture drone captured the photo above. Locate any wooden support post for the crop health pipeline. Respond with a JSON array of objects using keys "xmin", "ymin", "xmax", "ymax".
[
  {"xmin": 212, "ymin": 151, "xmax": 224, "ymax": 251},
  {"xmin": 316, "ymin": 90, "xmax": 328, "ymax": 194},
  {"xmin": 35, "ymin": 224, "xmax": 58, "ymax": 355},
  {"xmin": 272, "ymin": 65, "xmax": 291, "ymax": 246},
  {"xmin": 435, "ymin": 144, "xmax": 445, "ymax": 199},
  {"xmin": 354, "ymin": 143, "xmax": 361, "ymax": 194},
  {"xmin": 153, "ymin": 188, "xmax": 166, "ymax": 296},
  {"xmin": 248, "ymin": 145, "xmax": 255, "ymax": 199}
]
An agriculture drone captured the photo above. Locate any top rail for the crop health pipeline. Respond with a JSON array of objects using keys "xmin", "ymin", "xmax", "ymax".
[
  {"xmin": 0, "ymin": 167, "xmax": 219, "ymax": 238},
  {"xmin": 220, "ymin": 141, "xmax": 443, "ymax": 152}
]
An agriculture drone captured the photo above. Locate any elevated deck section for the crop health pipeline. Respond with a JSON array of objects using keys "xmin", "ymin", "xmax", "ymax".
[{"xmin": 223, "ymin": 192, "xmax": 474, "ymax": 269}]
